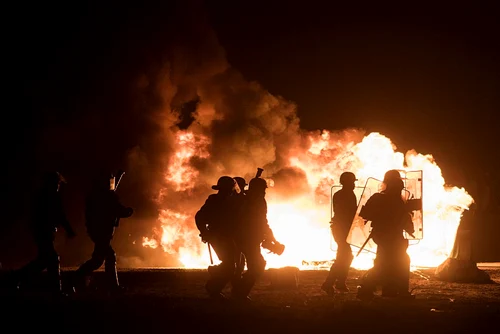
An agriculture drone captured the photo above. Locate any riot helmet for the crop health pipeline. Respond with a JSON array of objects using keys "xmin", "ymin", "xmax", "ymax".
[
  {"xmin": 383, "ymin": 169, "xmax": 402, "ymax": 183},
  {"xmin": 92, "ymin": 170, "xmax": 115, "ymax": 191},
  {"xmin": 339, "ymin": 172, "xmax": 357, "ymax": 185}
]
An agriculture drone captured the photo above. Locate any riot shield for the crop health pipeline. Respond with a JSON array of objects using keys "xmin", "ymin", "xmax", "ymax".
[
  {"xmin": 345, "ymin": 177, "xmax": 383, "ymax": 254},
  {"xmin": 401, "ymin": 170, "xmax": 424, "ymax": 241}
]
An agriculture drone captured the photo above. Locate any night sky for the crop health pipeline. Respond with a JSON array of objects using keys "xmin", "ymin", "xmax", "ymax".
[{"xmin": 3, "ymin": 1, "xmax": 499, "ymax": 266}]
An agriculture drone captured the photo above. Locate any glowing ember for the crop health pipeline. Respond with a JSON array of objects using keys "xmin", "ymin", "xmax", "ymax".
[{"xmin": 143, "ymin": 131, "xmax": 473, "ymax": 270}]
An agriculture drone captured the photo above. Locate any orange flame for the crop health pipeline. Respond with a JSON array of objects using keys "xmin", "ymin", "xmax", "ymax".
[
  {"xmin": 143, "ymin": 131, "xmax": 473, "ymax": 270},
  {"xmin": 165, "ymin": 132, "xmax": 210, "ymax": 192}
]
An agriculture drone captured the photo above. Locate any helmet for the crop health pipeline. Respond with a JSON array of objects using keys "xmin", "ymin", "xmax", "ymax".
[
  {"xmin": 233, "ymin": 177, "xmax": 247, "ymax": 191},
  {"xmin": 92, "ymin": 170, "xmax": 115, "ymax": 190},
  {"xmin": 383, "ymin": 169, "xmax": 402, "ymax": 183},
  {"xmin": 212, "ymin": 176, "xmax": 236, "ymax": 191},
  {"xmin": 248, "ymin": 177, "xmax": 268, "ymax": 191},
  {"xmin": 339, "ymin": 172, "xmax": 357, "ymax": 185}
]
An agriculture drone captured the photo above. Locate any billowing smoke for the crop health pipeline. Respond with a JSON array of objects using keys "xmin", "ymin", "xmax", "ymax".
[{"xmin": 126, "ymin": 10, "xmax": 367, "ymax": 266}]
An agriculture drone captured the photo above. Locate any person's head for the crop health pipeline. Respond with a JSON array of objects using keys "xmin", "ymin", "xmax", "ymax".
[
  {"xmin": 247, "ymin": 177, "xmax": 268, "ymax": 197},
  {"xmin": 212, "ymin": 176, "xmax": 237, "ymax": 196},
  {"xmin": 233, "ymin": 177, "xmax": 247, "ymax": 193},
  {"xmin": 92, "ymin": 170, "xmax": 115, "ymax": 191},
  {"xmin": 42, "ymin": 171, "xmax": 65, "ymax": 192},
  {"xmin": 339, "ymin": 172, "xmax": 357, "ymax": 190},
  {"xmin": 384, "ymin": 178, "xmax": 405, "ymax": 196},
  {"xmin": 383, "ymin": 169, "xmax": 402, "ymax": 184}
]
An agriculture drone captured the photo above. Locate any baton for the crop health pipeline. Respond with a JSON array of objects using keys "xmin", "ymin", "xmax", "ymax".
[{"xmin": 356, "ymin": 232, "xmax": 372, "ymax": 257}]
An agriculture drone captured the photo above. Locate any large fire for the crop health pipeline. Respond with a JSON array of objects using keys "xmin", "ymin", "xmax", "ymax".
[{"xmin": 143, "ymin": 130, "xmax": 473, "ymax": 271}]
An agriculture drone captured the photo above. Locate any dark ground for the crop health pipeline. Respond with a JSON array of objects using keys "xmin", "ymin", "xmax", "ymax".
[{"xmin": 1, "ymin": 267, "xmax": 499, "ymax": 333}]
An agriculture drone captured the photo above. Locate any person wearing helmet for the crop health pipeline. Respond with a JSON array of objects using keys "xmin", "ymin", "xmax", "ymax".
[
  {"xmin": 233, "ymin": 177, "xmax": 247, "ymax": 195},
  {"xmin": 9, "ymin": 171, "xmax": 76, "ymax": 296},
  {"xmin": 73, "ymin": 170, "xmax": 133, "ymax": 294},
  {"xmin": 383, "ymin": 169, "xmax": 402, "ymax": 182},
  {"xmin": 195, "ymin": 176, "xmax": 240, "ymax": 300},
  {"xmin": 232, "ymin": 175, "xmax": 279, "ymax": 301},
  {"xmin": 321, "ymin": 171, "xmax": 358, "ymax": 295},
  {"xmin": 357, "ymin": 171, "xmax": 415, "ymax": 300}
]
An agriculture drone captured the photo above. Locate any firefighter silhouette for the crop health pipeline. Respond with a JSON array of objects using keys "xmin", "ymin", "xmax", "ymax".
[
  {"xmin": 232, "ymin": 177, "xmax": 280, "ymax": 301},
  {"xmin": 195, "ymin": 176, "xmax": 240, "ymax": 299}
]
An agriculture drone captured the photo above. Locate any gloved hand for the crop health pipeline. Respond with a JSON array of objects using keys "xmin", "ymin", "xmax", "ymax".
[{"xmin": 199, "ymin": 231, "xmax": 211, "ymax": 243}]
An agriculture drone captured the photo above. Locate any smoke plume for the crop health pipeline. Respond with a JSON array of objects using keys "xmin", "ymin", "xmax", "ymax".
[{"xmin": 124, "ymin": 5, "xmax": 368, "ymax": 266}]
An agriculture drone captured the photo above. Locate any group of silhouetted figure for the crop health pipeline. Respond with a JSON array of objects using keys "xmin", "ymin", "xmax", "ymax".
[
  {"xmin": 2, "ymin": 171, "xmax": 133, "ymax": 297},
  {"xmin": 1, "ymin": 167, "xmax": 420, "ymax": 302},
  {"xmin": 323, "ymin": 170, "xmax": 418, "ymax": 300}
]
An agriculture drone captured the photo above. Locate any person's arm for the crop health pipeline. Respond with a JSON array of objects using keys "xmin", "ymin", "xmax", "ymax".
[
  {"xmin": 358, "ymin": 194, "xmax": 381, "ymax": 221},
  {"xmin": 195, "ymin": 196, "xmax": 214, "ymax": 238}
]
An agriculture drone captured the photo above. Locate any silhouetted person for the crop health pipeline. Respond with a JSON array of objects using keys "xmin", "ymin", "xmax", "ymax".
[
  {"xmin": 322, "ymin": 172, "xmax": 358, "ymax": 295},
  {"xmin": 73, "ymin": 172, "xmax": 133, "ymax": 293},
  {"xmin": 357, "ymin": 170, "xmax": 415, "ymax": 300},
  {"xmin": 233, "ymin": 177, "xmax": 277, "ymax": 301},
  {"xmin": 10, "ymin": 171, "xmax": 75, "ymax": 295},
  {"xmin": 232, "ymin": 176, "xmax": 248, "ymax": 286},
  {"xmin": 234, "ymin": 177, "xmax": 247, "ymax": 195},
  {"xmin": 195, "ymin": 176, "xmax": 239, "ymax": 299}
]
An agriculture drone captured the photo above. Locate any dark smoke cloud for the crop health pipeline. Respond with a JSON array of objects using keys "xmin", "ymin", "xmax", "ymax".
[
  {"xmin": 117, "ymin": 3, "xmax": 320, "ymax": 265},
  {"xmin": 113, "ymin": 4, "xmax": 367, "ymax": 266},
  {"xmin": 270, "ymin": 167, "xmax": 310, "ymax": 200},
  {"xmin": 5, "ymin": 1, "xmax": 360, "ymax": 268}
]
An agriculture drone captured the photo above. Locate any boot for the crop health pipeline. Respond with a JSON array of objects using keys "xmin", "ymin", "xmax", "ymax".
[
  {"xmin": 335, "ymin": 281, "xmax": 350, "ymax": 293},
  {"xmin": 205, "ymin": 281, "xmax": 227, "ymax": 300},
  {"xmin": 322, "ymin": 263, "xmax": 337, "ymax": 296},
  {"xmin": 356, "ymin": 285, "xmax": 375, "ymax": 301},
  {"xmin": 71, "ymin": 270, "xmax": 92, "ymax": 294}
]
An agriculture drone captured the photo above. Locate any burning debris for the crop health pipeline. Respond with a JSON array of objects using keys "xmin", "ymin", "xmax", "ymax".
[{"xmin": 435, "ymin": 204, "xmax": 491, "ymax": 283}]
